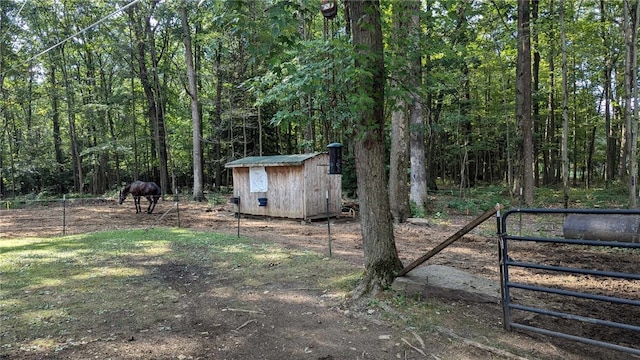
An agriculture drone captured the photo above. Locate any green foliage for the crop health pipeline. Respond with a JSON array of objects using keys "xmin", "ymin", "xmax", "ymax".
[
  {"xmin": 447, "ymin": 197, "xmax": 481, "ymax": 214},
  {"xmin": 208, "ymin": 191, "xmax": 231, "ymax": 206},
  {"xmin": 243, "ymin": 37, "xmax": 365, "ymax": 136},
  {"xmin": 373, "ymin": 292, "xmax": 454, "ymax": 333},
  {"xmin": 0, "ymin": 0, "xmax": 635, "ymax": 214},
  {"xmin": 410, "ymin": 200, "xmax": 426, "ymax": 218},
  {"xmin": 533, "ymin": 183, "xmax": 631, "ymax": 209},
  {"xmin": 424, "ymin": 183, "xmax": 631, "ymax": 218}
]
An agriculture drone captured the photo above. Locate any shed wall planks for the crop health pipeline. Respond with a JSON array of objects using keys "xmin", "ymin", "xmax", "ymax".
[{"xmin": 228, "ymin": 153, "xmax": 341, "ymax": 220}]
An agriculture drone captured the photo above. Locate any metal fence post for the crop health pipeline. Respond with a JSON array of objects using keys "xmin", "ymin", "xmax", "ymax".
[{"xmin": 62, "ymin": 195, "xmax": 66, "ymax": 236}]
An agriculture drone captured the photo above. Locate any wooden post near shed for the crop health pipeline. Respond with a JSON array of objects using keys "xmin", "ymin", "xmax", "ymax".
[{"xmin": 397, "ymin": 204, "xmax": 503, "ymax": 277}]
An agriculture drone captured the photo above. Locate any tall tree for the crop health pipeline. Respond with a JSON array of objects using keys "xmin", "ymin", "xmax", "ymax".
[
  {"xmin": 532, "ymin": 0, "xmax": 541, "ymax": 187},
  {"xmin": 560, "ymin": 0, "xmax": 569, "ymax": 207},
  {"xmin": 545, "ymin": 0, "xmax": 559, "ymax": 186},
  {"xmin": 0, "ymin": 0, "xmax": 10, "ymax": 197},
  {"xmin": 623, "ymin": 0, "xmax": 639, "ymax": 207},
  {"xmin": 517, "ymin": 0, "xmax": 534, "ymax": 205},
  {"xmin": 180, "ymin": 5, "xmax": 205, "ymax": 201},
  {"xmin": 58, "ymin": 42, "xmax": 84, "ymax": 193},
  {"xmin": 346, "ymin": 0, "xmax": 403, "ymax": 298},
  {"xmin": 127, "ymin": 1, "xmax": 169, "ymax": 194},
  {"xmin": 407, "ymin": 1, "xmax": 427, "ymax": 215},
  {"xmin": 388, "ymin": 0, "xmax": 412, "ymax": 223},
  {"xmin": 601, "ymin": 0, "xmax": 617, "ymax": 183}
]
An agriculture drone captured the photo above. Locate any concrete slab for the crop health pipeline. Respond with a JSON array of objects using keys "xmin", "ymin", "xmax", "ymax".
[{"xmin": 392, "ymin": 265, "xmax": 501, "ymax": 303}]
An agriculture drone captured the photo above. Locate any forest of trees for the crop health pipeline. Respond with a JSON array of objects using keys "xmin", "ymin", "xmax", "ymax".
[{"xmin": 0, "ymin": 0, "xmax": 639, "ymax": 209}]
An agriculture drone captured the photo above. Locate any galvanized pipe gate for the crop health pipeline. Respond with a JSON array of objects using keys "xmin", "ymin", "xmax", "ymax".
[{"xmin": 498, "ymin": 208, "xmax": 640, "ymax": 356}]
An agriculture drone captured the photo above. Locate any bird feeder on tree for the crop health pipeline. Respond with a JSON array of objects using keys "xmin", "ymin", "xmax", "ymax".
[
  {"xmin": 327, "ymin": 143, "xmax": 343, "ymax": 175},
  {"xmin": 320, "ymin": 0, "xmax": 337, "ymax": 19}
]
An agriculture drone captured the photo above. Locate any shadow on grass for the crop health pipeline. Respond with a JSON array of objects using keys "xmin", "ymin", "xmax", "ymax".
[{"xmin": 0, "ymin": 228, "xmax": 362, "ymax": 359}]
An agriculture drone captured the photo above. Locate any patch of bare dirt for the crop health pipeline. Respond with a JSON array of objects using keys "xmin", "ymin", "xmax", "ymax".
[{"xmin": 1, "ymin": 198, "xmax": 638, "ymax": 359}]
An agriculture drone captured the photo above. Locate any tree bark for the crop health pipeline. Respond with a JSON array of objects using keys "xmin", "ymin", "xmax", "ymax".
[
  {"xmin": 532, "ymin": 0, "xmax": 541, "ymax": 187},
  {"xmin": 517, "ymin": 0, "xmax": 534, "ymax": 205},
  {"xmin": 389, "ymin": 1, "xmax": 412, "ymax": 223},
  {"xmin": 213, "ymin": 43, "xmax": 224, "ymax": 188},
  {"xmin": 623, "ymin": 0, "xmax": 639, "ymax": 207},
  {"xmin": 180, "ymin": 6, "xmax": 206, "ymax": 201},
  {"xmin": 389, "ymin": 97, "xmax": 410, "ymax": 223},
  {"xmin": 600, "ymin": 1, "xmax": 616, "ymax": 183},
  {"xmin": 560, "ymin": 0, "xmax": 569, "ymax": 208},
  {"xmin": 544, "ymin": 0, "xmax": 556, "ymax": 186},
  {"xmin": 408, "ymin": 2, "xmax": 428, "ymax": 212},
  {"xmin": 347, "ymin": 0, "xmax": 403, "ymax": 298}
]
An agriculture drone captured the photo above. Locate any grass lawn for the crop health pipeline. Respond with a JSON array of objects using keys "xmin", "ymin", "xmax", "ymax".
[{"xmin": 0, "ymin": 229, "xmax": 361, "ymax": 356}]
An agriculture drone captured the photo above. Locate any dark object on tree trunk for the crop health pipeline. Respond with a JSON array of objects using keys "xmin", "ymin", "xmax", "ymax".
[
  {"xmin": 327, "ymin": 143, "xmax": 343, "ymax": 175},
  {"xmin": 563, "ymin": 214, "xmax": 640, "ymax": 243},
  {"xmin": 320, "ymin": 0, "xmax": 337, "ymax": 19}
]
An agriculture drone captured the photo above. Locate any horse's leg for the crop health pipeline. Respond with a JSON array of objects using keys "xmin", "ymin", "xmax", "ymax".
[
  {"xmin": 134, "ymin": 196, "xmax": 141, "ymax": 213},
  {"xmin": 145, "ymin": 196, "xmax": 154, "ymax": 214},
  {"xmin": 149, "ymin": 195, "xmax": 159, "ymax": 214}
]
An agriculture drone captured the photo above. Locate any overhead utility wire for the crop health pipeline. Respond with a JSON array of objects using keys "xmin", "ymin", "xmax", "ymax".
[
  {"xmin": 28, "ymin": 0, "xmax": 144, "ymax": 61},
  {"xmin": 8, "ymin": 0, "xmax": 143, "ymax": 74},
  {"xmin": 0, "ymin": 0, "xmax": 29, "ymax": 45}
]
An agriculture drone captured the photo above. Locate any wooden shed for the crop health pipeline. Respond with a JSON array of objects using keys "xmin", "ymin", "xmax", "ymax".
[{"xmin": 225, "ymin": 153, "xmax": 342, "ymax": 220}]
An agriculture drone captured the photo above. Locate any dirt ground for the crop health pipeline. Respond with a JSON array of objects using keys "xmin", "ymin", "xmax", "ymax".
[{"xmin": 1, "ymin": 198, "xmax": 639, "ymax": 359}]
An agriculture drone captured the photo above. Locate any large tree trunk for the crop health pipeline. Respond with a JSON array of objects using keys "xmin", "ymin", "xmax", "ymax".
[
  {"xmin": 389, "ymin": 97, "xmax": 410, "ymax": 223},
  {"xmin": 388, "ymin": 1, "xmax": 412, "ymax": 223},
  {"xmin": 180, "ymin": 6, "xmax": 205, "ymax": 202},
  {"xmin": 347, "ymin": 0, "xmax": 403, "ymax": 299},
  {"xmin": 517, "ymin": 0, "xmax": 534, "ymax": 206},
  {"xmin": 405, "ymin": 1, "xmax": 427, "ymax": 215}
]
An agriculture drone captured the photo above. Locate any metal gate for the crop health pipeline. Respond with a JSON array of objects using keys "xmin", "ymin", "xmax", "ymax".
[{"xmin": 499, "ymin": 208, "xmax": 640, "ymax": 356}]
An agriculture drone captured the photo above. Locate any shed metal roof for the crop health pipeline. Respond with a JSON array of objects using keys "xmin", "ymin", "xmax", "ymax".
[{"xmin": 224, "ymin": 153, "xmax": 322, "ymax": 168}]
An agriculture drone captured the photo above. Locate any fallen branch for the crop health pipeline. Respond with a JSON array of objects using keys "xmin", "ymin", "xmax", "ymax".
[
  {"xmin": 282, "ymin": 287, "xmax": 322, "ymax": 291},
  {"xmin": 367, "ymin": 302, "xmax": 526, "ymax": 360},
  {"xmin": 233, "ymin": 319, "xmax": 256, "ymax": 332},
  {"xmin": 401, "ymin": 338, "xmax": 427, "ymax": 357},
  {"xmin": 433, "ymin": 326, "xmax": 529, "ymax": 360},
  {"xmin": 221, "ymin": 308, "xmax": 263, "ymax": 314}
]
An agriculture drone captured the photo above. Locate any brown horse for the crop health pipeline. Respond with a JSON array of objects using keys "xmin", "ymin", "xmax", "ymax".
[{"xmin": 119, "ymin": 181, "xmax": 162, "ymax": 214}]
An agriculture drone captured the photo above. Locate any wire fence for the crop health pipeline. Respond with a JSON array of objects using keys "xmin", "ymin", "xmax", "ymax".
[{"xmin": 0, "ymin": 196, "xmax": 191, "ymax": 238}]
